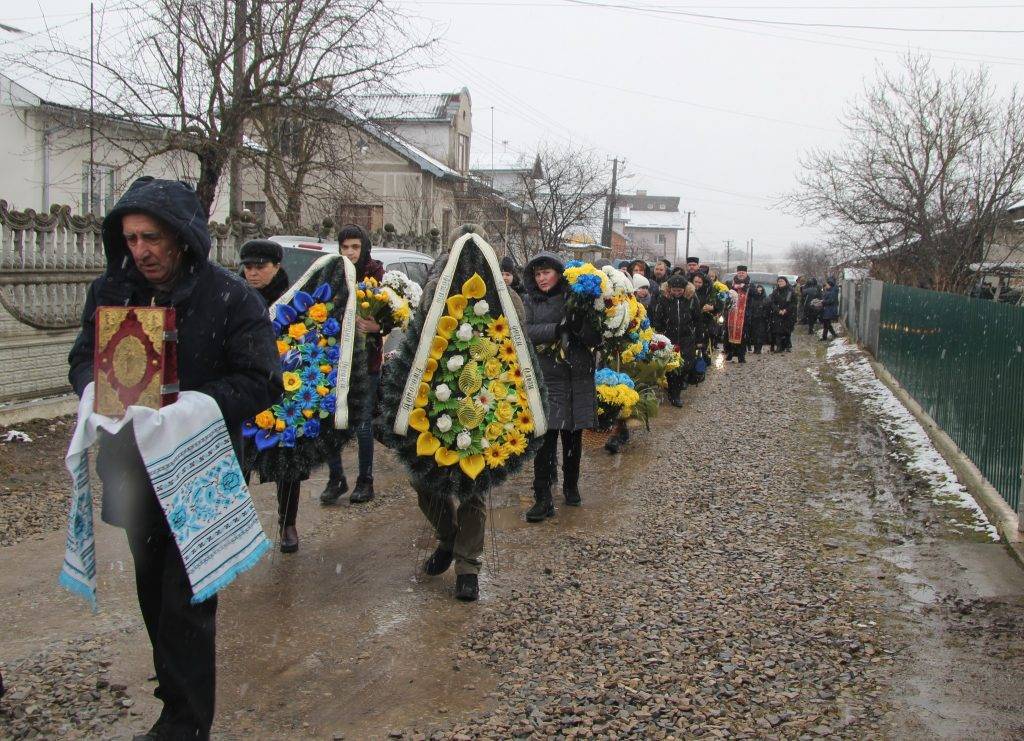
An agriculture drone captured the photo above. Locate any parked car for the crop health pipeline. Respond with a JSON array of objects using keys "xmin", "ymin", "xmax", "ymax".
[{"xmin": 722, "ymin": 271, "xmax": 779, "ymax": 296}]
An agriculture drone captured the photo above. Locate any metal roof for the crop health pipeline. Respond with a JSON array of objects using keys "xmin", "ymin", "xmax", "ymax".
[{"xmin": 357, "ymin": 93, "xmax": 460, "ymax": 122}]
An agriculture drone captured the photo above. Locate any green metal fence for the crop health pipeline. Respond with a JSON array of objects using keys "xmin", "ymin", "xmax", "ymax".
[{"xmin": 877, "ymin": 284, "xmax": 1024, "ymax": 512}]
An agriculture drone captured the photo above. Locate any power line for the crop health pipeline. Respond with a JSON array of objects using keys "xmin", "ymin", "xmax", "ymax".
[{"xmin": 563, "ymin": 0, "xmax": 1024, "ymax": 33}]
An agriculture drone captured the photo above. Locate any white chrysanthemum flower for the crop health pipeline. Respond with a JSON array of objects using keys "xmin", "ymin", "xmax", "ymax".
[
  {"xmin": 476, "ymin": 389, "xmax": 494, "ymax": 410},
  {"xmin": 436, "ymin": 414, "xmax": 453, "ymax": 433},
  {"xmin": 456, "ymin": 430, "xmax": 472, "ymax": 450},
  {"xmin": 457, "ymin": 323, "xmax": 474, "ymax": 341},
  {"xmin": 435, "ymin": 383, "xmax": 452, "ymax": 402},
  {"xmin": 447, "ymin": 355, "xmax": 465, "ymax": 372},
  {"xmin": 481, "ymin": 437, "xmax": 490, "ymax": 449},
  {"xmin": 473, "ymin": 300, "xmax": 489, "ymax": 316}
]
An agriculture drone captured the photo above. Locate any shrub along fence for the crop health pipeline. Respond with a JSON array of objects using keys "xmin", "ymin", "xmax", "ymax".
[{"xmin": 843, "ymin": 278, "xmax": 1024, "ymax": 516}]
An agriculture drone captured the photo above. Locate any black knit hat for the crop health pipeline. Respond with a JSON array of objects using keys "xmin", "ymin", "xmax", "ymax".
[
  {"xmin": 499, "ymin": 256, "xmax": 517, "ymax": 273},
  {"xmin": 736, "ymin": 264, "xmax": 748, "ymax": 271},
  {"xmin": 239, "ymin": 239, "xmax": 283, "ymax": 264},
  {"xmin": 686, "ymin": 256, "xmax": 699, "ymax": 265},
  {"xmin": 667, "ymin": 275, "xmax": 688, "ymax": 288}
]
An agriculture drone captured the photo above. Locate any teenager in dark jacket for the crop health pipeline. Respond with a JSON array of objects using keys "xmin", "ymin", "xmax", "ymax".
[
  {"xmin": 769, "ymin": 276, "xmax": 799, "ymax": 352},
  {"xmin": 820, "ymin": 278, "xmax": 840, "ymax": 341},
  {"xmin": 691, "ymin": 272, "xmax": 721, "ymax": 362},
  {"xmin": 322, "ymin": 224, "xmax": 385, "ymax": 505},
  {"xmin": 651, "ymin": 274, "xmax": 700, "ymax": 406},
  {"xmin": 523, "ymin": 252, "xmax": 601, "ymax": 520},
  {"xmin": 746, "ymin": 283, "xmax": 771, "ymax": 353},
  {"xmin": 68, "ymin": 177, "xmax": 279, "ymax": 740},
  {"xmin": 239, "ymin": 239, "xmax": 290, "ymax": 306}
]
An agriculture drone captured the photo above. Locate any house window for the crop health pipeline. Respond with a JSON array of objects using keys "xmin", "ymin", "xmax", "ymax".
[
  {"xmin": 81, "ymin": 163, "xmax": 117, "ymax": 217},
  {"xmin": 273, "ymin": 118, "xmax": 303, "ymax": 159},
  {"xmin": 458, "ymin": 134, "xmax": 470, "ymax": 173},
  {"xmin": 243, "ymin": 200, "xmax": 267, "ymax": 222},
  {"xmin": 656, "ymin": 233, "xmax": 667, "ymax": 245},
  {"xmin": 338, "ymin": 203, "xmax": 384, "ymax": 234}
]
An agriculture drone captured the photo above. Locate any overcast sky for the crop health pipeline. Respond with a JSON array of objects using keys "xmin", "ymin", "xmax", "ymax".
[{"xmin": 7, "ymin": 1, "xmax": 1023, "ymax": 264}]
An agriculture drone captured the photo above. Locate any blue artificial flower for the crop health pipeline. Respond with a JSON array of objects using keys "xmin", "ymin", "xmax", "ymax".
[
  {"xmin": 301, "ymin": 365, "xmax": 322, "ymax": 385},
  {"xmin": 281, "ymin": 427, "xmax": 297, "ymax": 448},
  {"xmin": 640, "ymin": 317, "xmax": 651, "ymax": 329},
  {"xmin": 565, "ymin": 259, "xmax": 584, "ymax": 268},
  {"xmin": 320, "ymin": 394, "xmax": 337, "ymax": 414},
  {"xmin": 280, "ymin": 401, "xmax": 303, "ymax": 425},
  {"xmin": 292, "ymin": 291, "xmax": 314, "ymax": 312},
  {"xmin": 304, "ymin": 418, "xmax": 321, "ymax": 439},
  {"xmin": 272, "ymin": 319, "xmax": 285, "ymax": 335},
  {"xmin": 276, "ymin": 304, "xmax": 298, "ymax": 325},
  {"xmin": 312, "ymin": 283, "xmax": 333, "ymax": 302},
  {"xmin": 281, "ymin": 349, "xmax": 302, "ymax": 372},
  {"xmin": 325, "ymin": 346, "xmax": 340, "ymax": 363},
  {"xmin": 297, "ymin": 385, "xmax": 319, "ymax": 408},
  {"xmin": 241, "ymin": 420, "xmax": 258, "ymax": 439},
  {"xmin": 322, "ymin": 317, "xmax": 341, "ymax": 337},
  {"xmin": 571, "ymin": 273, "xmax": 603, "ymax": 298},
  {"xmin": 255, "ymin": 430, "xmax": 281, "ymax": 450},
  {"xmin": 326, "ymin": 369, "xmax": 338, "ymax": 387}
]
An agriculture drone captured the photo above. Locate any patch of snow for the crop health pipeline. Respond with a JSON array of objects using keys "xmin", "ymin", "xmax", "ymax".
[
  {"xmin": 2, "ymin": 430, "xmax": 32, "ymax": 443},
  {"xmin": 826, "ymin": 338, "xmax": 999, "ymax": 541}
]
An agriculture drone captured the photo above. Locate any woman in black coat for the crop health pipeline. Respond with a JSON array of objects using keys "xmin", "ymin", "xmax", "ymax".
[
  {"xmin": 820, "ymin": 278, "xmax": 840, "ymax": 341},
  {"xmin": 523, "ymin": 252, "xmax": 601, "ymax": 520},
  {"xmin": 745, "ymin": 283, "xmax": 771, "ymax": 354},
  {"xmin": 769, "ymin": 276, "xmax": 798, "ymax": 352},
  {"xmin": 651, "ymin": 275, "xmax": 700, "ymax": 407}
]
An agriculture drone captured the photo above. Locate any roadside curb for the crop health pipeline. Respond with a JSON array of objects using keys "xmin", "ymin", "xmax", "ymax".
[
  {"xmin": 0, "ymin": 394, "xmax": 78, "ymax": 427},
  {"xmin": 866, "ymin": 356, "xmax": 1024, "ymax": 568}
]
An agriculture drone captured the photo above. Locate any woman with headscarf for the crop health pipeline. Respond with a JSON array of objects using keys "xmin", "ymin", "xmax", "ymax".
[
  {"xmin": 820, "ymin": 277, "xmax": 840, "ymax": 341},
  {"xmin": 769, "ymin": 276, "xmax": 798, "ymax": 352},
  {"xmin": 522, "ymin": 252, "xmax": 602, "ymax": 520},
  {"xmin": 746, "ymin": 283, "xmax": 771, "ymax": 354},
  {"xmin": 321, "ymin": 224, "xmax": 385, "ymax": 505}
]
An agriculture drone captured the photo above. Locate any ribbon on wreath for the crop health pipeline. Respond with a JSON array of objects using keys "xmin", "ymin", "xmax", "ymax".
[{"xmin": 393, "ymin": 232, "xmax": 547, "ymax": 438}]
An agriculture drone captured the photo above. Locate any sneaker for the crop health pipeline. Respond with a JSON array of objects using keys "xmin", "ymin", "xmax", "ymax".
[
  {"xmin": 319, "ymin": 475, "xmax": 348, "ymax": 505},
  {"xmin": 423, "ymin": 546, "xmax": 454, "ymax": 576},
  {"xmin": 564, "ymin": 486, "xmax": 582, "ymax": 507},
  {"xmin": 349, "ymin": 478, "xmax": 375, "ymax": 504},
  {"xmin": 455, "ymin": 574, "xmax": 479, "ymax": 602}
]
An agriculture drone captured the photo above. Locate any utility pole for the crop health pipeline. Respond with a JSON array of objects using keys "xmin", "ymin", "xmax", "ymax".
[
  {"xmin": 228, "ymin": 0, "xmax": 247, "ymax": 219},
  {"xmin": 602, "ymin": 157, "xmax": 619, "ymax": 248},
  {"xmin": 88, "ymin": 2, "xmax": 94, "ymax": 216},
  {"xmin": 684, "ymin": 210, "xmax": 693, "ymax": 262},
  {"xmin": 724, "ymin": 240, "xmax": 733, "ymax": 272},
  {"xmin": 749, "ymin": 238, "xmax": 754, "ymax": 270}
]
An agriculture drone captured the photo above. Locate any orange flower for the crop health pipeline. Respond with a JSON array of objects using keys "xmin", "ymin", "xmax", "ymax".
[
  {"xmin": 308, "ymin": 303, "xmax": 328, "ymax": 323},
  {"xmin": 276, "ymin": 340, "xmax": 290, "ymax": 356},
  {"xmin": 288, "ymin": 323, "xmax": 308, "ymax": 341},
  {"xmin": 255, "ymin": 410, "xmax": 275, "ymax": 430}
]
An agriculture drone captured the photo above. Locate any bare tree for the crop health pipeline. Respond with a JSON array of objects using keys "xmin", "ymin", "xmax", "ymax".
[
  {"xmin": 508, "ymin": 144, "xmax": 611, "ymax": 260},
  {"xmin": 787, "ymin": 54, "xmax": 1024, "ymax": 292},
  {"xmin": 788, "ymin": 242, "xmax": 836, "ymax": 280},
  {"xmin": 6, "ymin": 0, "xmax": 433, "ymax": 216}
]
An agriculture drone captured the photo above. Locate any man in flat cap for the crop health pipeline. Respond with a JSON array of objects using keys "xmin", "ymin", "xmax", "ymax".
[
  {"xmin": 685, "ymin": 256, "xmax": 700, "ymax": 280},
  {"xmin": 240, "ymin": 239, "xmax": 290, "ymax": 306}
]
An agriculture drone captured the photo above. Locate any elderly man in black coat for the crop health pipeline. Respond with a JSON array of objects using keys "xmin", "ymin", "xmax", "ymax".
[
  {"xmin": 68, "ymin": 177, "xmax": 280, "ymax": 740},
  {"xmin": 522, "ymin": 252, "xmax": 601, "ymax": 521}
]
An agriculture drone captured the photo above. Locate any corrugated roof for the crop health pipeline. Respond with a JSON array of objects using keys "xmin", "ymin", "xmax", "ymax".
[
  {"xmin": 357, "ymin": 93, "xmax": 458, "ymax": 121},
  {"xmin": 614, "ymin": 206, "xmax": 686, "ymax": 230}
]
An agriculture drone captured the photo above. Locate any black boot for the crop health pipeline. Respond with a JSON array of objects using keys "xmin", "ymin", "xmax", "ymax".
[
  {"xmin": 455, "ymin": 573, "xmax": 479, "ymax": 602},
  {"xmin": 279, "ymin": 524, "xmax": 299, "ymax": 553},
  {"xmin": 349, "ymin": 477, "xmax": 375, "ymax": 504},
  {"xmin": 423, "ymin": 545, "xmax": 454, "ymax": 576},
  {"xmin": 319, "ymin": 474, "xmax": 348, "ymax": 505},
  {"xmin": 525, "ymin": 491, "xmax": 555, "ymax": 522},
  {"xmin": 670, "ymin": 394, "xmax": 684, "ymax": 408},
  {"xmin": 564, "ymin": 485, "xmax": 582, "ymax": 507}
]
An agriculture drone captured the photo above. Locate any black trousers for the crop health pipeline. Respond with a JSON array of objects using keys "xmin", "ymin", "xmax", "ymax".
[
  {"xmin": 821, "ymin": 319, "xmax": 837, "ymax": 340},
  {"xmin": 533, "ymin": 429, "xmax": 583, "ymax": 495},
  {"xmin": 276, "ymin": 480, "xmax": 301, "ymax": 527},
  {"xmin": 667, "ymin": 369, "xmax": 687, "ymax": 399},
  {"xmin": 126, "ymin": 515, "xmax": 216, "ymax": 738},
  {"xmin": 773, "ymin": 331, "xmax": 793, "ymax": 351},
  {"xmin": 725, "ymin": 341, "xmax": 747, "ymax": 362}
]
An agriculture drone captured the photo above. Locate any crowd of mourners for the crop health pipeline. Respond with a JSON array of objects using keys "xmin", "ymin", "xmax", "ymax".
[{"xmin": 58, "ymin": 177, "xmax": 842, "ymax": 740}]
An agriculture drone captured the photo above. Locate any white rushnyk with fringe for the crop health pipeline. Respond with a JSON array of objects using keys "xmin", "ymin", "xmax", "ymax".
[{"xmin": 826, "ymin": 339, "xmax": 998, "ymax": 540}]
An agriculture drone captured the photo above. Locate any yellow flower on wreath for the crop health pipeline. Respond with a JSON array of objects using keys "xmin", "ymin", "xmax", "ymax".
[
  {"xmin": 288, "ymin": 323, "xmax": 308, "ymax": 341},
  {"xmin": 498, "ymin": 340, "xmax": 517, "ymax": 363},
  {"xmin": 282, "ymin": 372, "xmax": 301, "ymax": 392},
  {"xmin": 514, "ymin": 409, "xmax": 534, "ymax": 433},
  {"xmin": 485, "ymin": 421, "xmax": 505, "ymax": 441},
  {"xmin": 276, "ymin": 340, "xmax": 289, "ymax": 356},
  {"xmin": 308, "ymin": 303, "xmax": 328, "ymax": 323},
  {"xmin": 255, "ymin": 410, "xmax": 276, "ymax": 430},
  {"xmin": 504, "ymin": 429, "xmax": 527, "ymax": 455},
  {"xmin": 495, "ymin": 400, "xmax": 514, "ymax": 423},
  {"xmin": 489, "ymin": 380, "xmax": 508, "ymax": 398},
  {"xmin": 487, "ymin": 315, "xmax": 510, "ymax": 341},
  {"xmin": 484, "ymin": 445, "xmax": 508, "ymax": 468},
  {"xmin": 509, "ymin": 365, "xmax": 525, "ymax": 387},
  {"xmin": 484, "ymin": 358, "xmax": 502, "ymax": 379}
]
